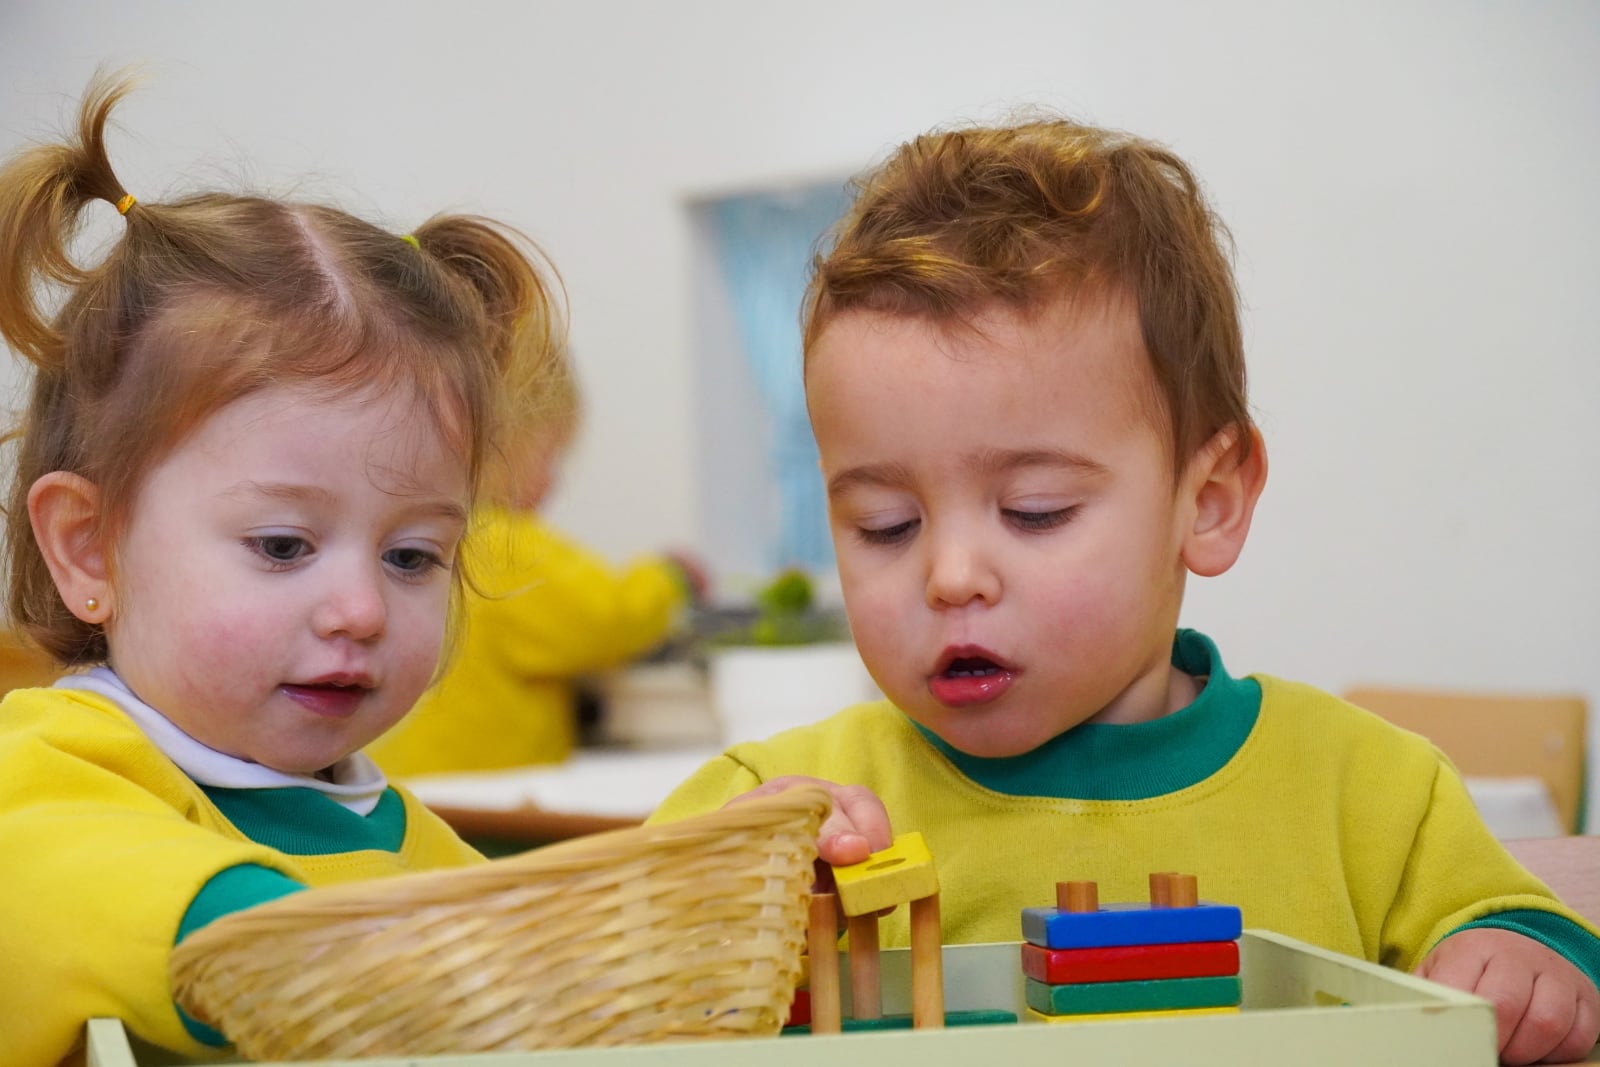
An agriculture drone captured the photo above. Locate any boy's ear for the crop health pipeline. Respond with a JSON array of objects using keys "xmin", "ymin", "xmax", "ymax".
[
  {"xmin": 1179, "ymin": 425, "xmax": 1268, "ymax": 578},
  {"xmin": 28, "ymin": 472, "xmax": 112, "ymax": 624}
]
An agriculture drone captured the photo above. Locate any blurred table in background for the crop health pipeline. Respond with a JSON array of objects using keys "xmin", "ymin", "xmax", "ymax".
[{"xmin": 406, "ymin": 746, "xmax": 718, "ymax": 849}]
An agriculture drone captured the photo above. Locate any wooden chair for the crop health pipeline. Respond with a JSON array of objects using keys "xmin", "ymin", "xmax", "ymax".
[{"xmin": 1344, "ymin": 686, "xmax": 1588, "ymax": 834}]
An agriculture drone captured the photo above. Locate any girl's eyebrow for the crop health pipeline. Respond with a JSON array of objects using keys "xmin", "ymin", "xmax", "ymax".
[
  {"xmin": 223, "ymin": 481, "xmax": 338, "ymax": 505},
  {"xmin": 223, "ymin": 481, "xmax": 469, "ymax": 524}
]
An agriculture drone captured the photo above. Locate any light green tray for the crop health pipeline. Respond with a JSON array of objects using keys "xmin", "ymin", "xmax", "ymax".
[{"xmin": 87, "ymin": 930, "xmax": 1497, "ymax": 1067}]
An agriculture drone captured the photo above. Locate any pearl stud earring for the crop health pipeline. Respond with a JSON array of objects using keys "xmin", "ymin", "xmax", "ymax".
[{"xmin": 85, "ymin": 597, "xmax": 99, "ymax": 612}]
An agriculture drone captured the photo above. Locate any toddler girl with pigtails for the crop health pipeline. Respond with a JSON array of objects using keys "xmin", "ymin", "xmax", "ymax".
[{"xmin": 0, "ymin": 73, "xmax": 567, "ymax": 1064}]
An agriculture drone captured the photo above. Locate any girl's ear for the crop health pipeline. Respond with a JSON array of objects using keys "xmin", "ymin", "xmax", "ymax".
[
  {"xmin": 1180, "ymin": 425, "xmax": 1268, "ymax": 578},
  {"xmin": 28, "ymin": 472, "xmax": 112, "ymax": 624}
]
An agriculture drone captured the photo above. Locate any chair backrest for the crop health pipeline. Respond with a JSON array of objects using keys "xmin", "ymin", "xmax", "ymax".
[
  {"xmin": 1344, "ymin": 686, "xmax": 1588, "ymax": 834},
  {"xmin": 0, "ymin": 630, "xmax": 61, "ymax": 696}
]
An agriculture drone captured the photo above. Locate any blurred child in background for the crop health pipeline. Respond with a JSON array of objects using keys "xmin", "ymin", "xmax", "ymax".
[{"xmin": 369, "ymin": 352, "xmax": 706, "ymax": 776}]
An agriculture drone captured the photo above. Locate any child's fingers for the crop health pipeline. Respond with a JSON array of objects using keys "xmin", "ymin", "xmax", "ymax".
[
  {"xmin": 1419, "ymin": 930, "xmax": 1600, "ymax": 1064},
  {"xmin": 819, "ymin": 783, "xmax": 896, "ymax": 870},
  {"xmin": 1542, "ymin": 982, "xmax": 1600, "ymax": 1065},
  {"xmin": 822, "ymin": 783, "xmax": 893, "ymax": 855},
  {"xmin": 1416, "ymin": 940, "xmax": 1516, "ymax": 1051},
  {"xmin": 1467, "ymin": 957, "xmax": 1536, "ymax": 1058},
  {"xmin": 1413, "ymin": 939, "xmax": 1488, "ymax": 992},
  {"xmin": 728, "ymin": 777, "xmax": 892, "ymax": 863},
  {"xmin": 1499, "ymin": 971, "xmax": 1578, "ymax": 1066},
  {"xmin": 816, "ymin": 826, "xmax": 873, "ymax": 866}
]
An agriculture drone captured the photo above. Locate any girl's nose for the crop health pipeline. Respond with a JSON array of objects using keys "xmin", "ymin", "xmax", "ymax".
[
  {"xmin": 924, "ymin": 531, "xmax": 1001, "ymax": 609},
  {"xmin": 312, "ymin": 567, "xmax": 387, "ymax": 641}
]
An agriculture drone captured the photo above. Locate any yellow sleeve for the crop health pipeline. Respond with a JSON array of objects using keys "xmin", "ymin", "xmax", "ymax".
[
  {"xmin": 1380, "ymin": 755, "xmax": 1600, "ymax": 970},
  {"xmin": 467, "ymin": 509, "xmax": 687, "ymax": 677},
  {"xmin": 0, "ymin": 690, "xmax": 301, "ymax": 1065},
  {"xmin": 644, "ymin": 754, "xmax": 765, "ymax": 824}
]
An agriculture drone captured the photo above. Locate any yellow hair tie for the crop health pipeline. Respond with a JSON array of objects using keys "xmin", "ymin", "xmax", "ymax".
[
  {"xmin": 115, "ymin": 193, "xmax": 137, "ymax": 215},
  {"xmin": 400, "ymin": 234, "xmax": 420, "ymax": 249}
]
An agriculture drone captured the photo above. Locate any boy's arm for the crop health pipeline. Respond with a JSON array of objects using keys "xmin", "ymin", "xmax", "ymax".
[
  {"xmin": 646, "ymin": 754, "xmax": 767, "ymax": 824},
  {"xmin": 1389, "ymin": 757, "xmax": 1600, "ymax": 1063},
  {"xmin": 1383, "ymin": 758, "xmax": 1600, "ymax": 972},
  {"xmin": 648, "ymin": 755, "xmax": 891, "ymax": 865}
]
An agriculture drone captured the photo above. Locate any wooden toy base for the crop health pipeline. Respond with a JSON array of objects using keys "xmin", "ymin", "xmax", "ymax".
[{"xmin": 89, "ymin": 930, "xmax": 1502, "ymax": 1067}]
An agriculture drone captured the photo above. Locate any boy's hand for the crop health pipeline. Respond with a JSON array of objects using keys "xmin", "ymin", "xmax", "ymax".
[
  {"xmin": 1417, "ymin": 928, "xmax": 1600, "ymax": 1064},
  {"xmin": 726, "ymin": 775, "xmax": 892, "ymax": 866}
]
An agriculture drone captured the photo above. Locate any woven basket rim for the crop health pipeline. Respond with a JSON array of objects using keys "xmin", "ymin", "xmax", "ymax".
[{"xmin": 172, "ymin": 784, "xmax": 830, "ymax": 949}]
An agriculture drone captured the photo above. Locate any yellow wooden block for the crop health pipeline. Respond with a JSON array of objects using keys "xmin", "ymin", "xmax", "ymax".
[
  {"xmin": 832, "ymin": 831, "xmax": 939, "ymax": 916},
  {"xmin": 1025, "ymin": 1006, "xmax": 1240, "ymax": 1024}
]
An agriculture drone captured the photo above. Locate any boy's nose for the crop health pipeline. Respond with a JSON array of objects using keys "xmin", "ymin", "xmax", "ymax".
[
  {"xmin": 924, "ymin": 534, "xmax": 1001, "ymax": 609},
  {"xmin": 312, "ymin": 568, "xmax": 387, "ymax": 641}
]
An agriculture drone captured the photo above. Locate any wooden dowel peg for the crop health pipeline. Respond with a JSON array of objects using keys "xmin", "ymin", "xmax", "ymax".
[
  {"xmin": 1056, "ymin": 880, "xmax": 1099, "ymax": 913},
  {"xmin": 1149, "ymin": 871, "xmax": 1177, "ymax": 907},
  {"xmin": 846, "ymin": 913, "xmax": 881, "ymax": 1019},
  {"xmin": 909, "ymin": 893, "xmax": 945, "ymax": 1029},
  {"xmin": 807, "ymin": 892, "xmax": 842, "ymax": 1033}
]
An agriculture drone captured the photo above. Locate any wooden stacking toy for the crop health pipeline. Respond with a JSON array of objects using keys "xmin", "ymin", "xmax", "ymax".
[
  {"xmin": 1020, "ymin": 872, "xmax": 1243, "ymax": 1023},
  {"xmin": 798, "ymin": 832, "xmax": 1015, "ymax": 1033}
]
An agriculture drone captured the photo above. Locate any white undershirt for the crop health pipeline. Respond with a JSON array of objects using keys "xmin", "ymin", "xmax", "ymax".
[{"xmin": 56, "ymin": 667, "xmax": 387, "ymax": 816}]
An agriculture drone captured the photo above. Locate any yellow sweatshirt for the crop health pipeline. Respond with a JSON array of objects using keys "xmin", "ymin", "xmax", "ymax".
[
  {"xmin": 650, "ymin": 631, "xmax": 1600, "ymax": 983},
  {"xmin": 370, "ymin": 507, "xmax": 687, "ymax": 776},
  {"xmin": 0, "ymin": 686, "xmax": 481, "ymax": 1066}
]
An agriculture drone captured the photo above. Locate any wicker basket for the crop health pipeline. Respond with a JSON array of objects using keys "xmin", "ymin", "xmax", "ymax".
[{"xmin": 169, "ymin": 786, "xmax": 829, "ymax": 1059}]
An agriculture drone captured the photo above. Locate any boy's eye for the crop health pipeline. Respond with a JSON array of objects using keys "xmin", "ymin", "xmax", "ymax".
[
  {"xmin": 250, "ymin": 535, "xmax": 309, "ymax": 563},
  {"xmin": 858, "ymin": 518, "xmax": 918, "ymax": 546},
  {"xmin": 1004, "ymin": 508, "xmax": 1076, "ymax": 532},
  {"xmin": 384, "ymin": 546, "xmax": 444, "ymax": 575}
]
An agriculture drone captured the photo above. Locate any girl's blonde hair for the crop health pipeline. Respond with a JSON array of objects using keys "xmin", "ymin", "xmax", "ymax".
[{"xmin": 0, "ymin": 72, "xmax": 567, "ymax": 664}]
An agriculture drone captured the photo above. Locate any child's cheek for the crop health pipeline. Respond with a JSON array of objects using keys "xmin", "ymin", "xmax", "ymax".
[{"xmin": 840, "ymin": 585, "xmax": 903, "ymax": 674}]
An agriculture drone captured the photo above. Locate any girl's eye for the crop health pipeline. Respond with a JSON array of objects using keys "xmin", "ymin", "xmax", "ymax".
[
  {"xmin": 250, "ymin": 535, "xmax": 309, "ymax": 564},
  {"xmin": 384, "ymin": 547, "xmax": 445, "ymax": 576},
  {"xmin": 1005, "ymin": 507, "xmax": 1076, "ymax": 533},
  {"xmin": 858, "ymin": 519, "xmax": 918, "ymax": 546}
]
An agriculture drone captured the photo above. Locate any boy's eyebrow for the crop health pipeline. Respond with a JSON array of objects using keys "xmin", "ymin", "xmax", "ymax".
[
  {"xmin": 828, "ymin": 448, "xmax": 1107, "ymax": 497},
  {"xmin": 827, "ymin": 462, "xmax": 917, "ymax": 497},
  {"xmin": 970, "ymin": 447, "xmax": 1109, "ymax": 478}
]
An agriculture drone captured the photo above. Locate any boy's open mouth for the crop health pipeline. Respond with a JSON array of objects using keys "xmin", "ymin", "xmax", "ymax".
[
  {"xmin": 943, "ymin": 656, "xmax": 1004, "ymax": 678},
  {"xmin": 929, "ymin": 647, "xmax": 1017, "ymax": 707},
  {"xmin": 934, "ymin": 645, "xmax": 1015, "ymax": 677}
]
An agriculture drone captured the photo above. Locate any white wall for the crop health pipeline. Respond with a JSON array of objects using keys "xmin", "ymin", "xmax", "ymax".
[{"xmin": 3, "ymin": 2, "xmax": 1598, "ymax": 818}]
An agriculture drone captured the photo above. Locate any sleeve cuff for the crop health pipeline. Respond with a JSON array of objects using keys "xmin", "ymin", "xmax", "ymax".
[
  {"xmin": 1447, "ymin": 908, "xmax": 1600, "ymax": 993},
  {"xmin": 176, "ymin": 863, "xmax": 306, "ymax": 1045}
]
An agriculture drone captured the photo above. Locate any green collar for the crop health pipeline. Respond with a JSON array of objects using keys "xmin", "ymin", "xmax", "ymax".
[
  {"xmin": 914, "ymin": 630, "xmax": 1260, "ymax": 800},
  {"xmin": 202, "ymin": 785, "xmax": 407, "ymax": 854}
]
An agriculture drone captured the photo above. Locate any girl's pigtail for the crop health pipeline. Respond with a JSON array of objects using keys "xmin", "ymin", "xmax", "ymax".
[
  {"xmin": 0, "ymin": 71, "xmax": 139, "ymax": 371},
  {"xmin": 410, "ymin": 216, "xmax": 570, "ymax": 428}
]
